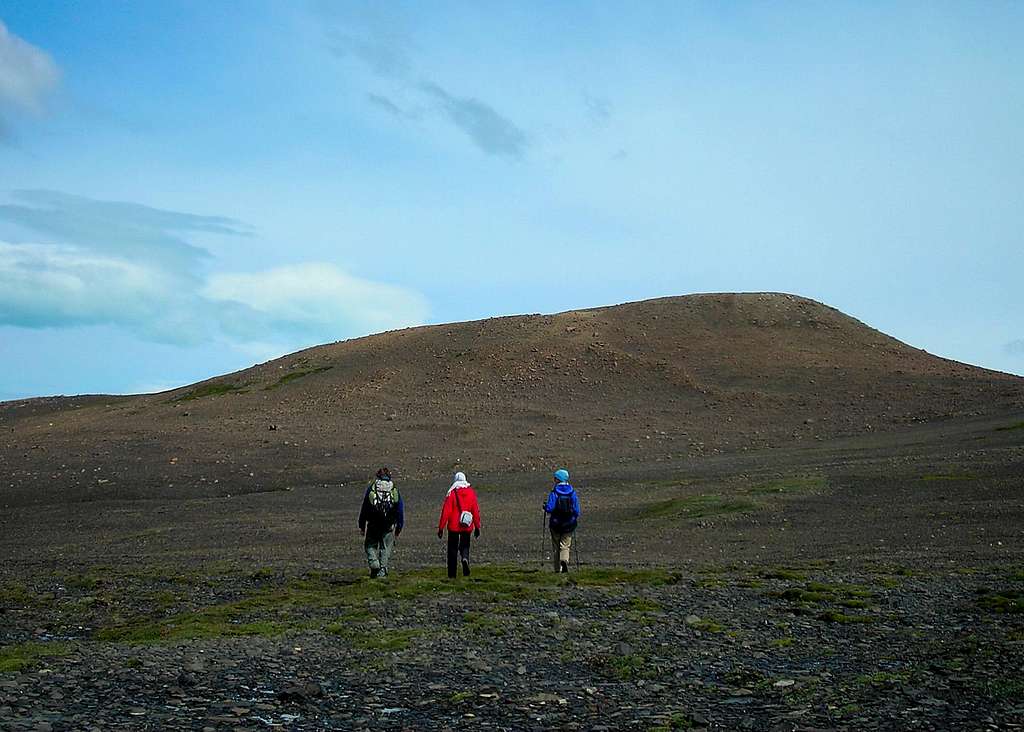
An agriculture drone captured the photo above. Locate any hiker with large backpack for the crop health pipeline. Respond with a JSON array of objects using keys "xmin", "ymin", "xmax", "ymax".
[
  {"xmin": 544, "ymin": 468, "xmax": 580, "ymax": 573},
  {"xmin": 437, "ymin": 471, "xmax": 482, "ymax": 578},
  {"xmin": 358, "ymin": 467, "xmax": 404, "ymax": 578}
]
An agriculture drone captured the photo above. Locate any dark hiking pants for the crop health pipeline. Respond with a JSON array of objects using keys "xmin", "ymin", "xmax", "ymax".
[{"xmin": 446, "ymin": 531, "xmax": 471, "ymax": 578}]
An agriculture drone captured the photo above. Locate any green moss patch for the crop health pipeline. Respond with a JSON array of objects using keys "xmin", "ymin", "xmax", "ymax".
[
  {"xmin": 759, "ymin": 568, "xmax": 807, "ymax": 581},
  {"xmin": 0, "ymin": 642, "xmax": 69, "ymax": 673},
  {"xmin": 976, "ymin": 589, "xmax": 1024, "ymax": 614},
  {"xmin": 995, "ymin": 421, "xmax": 1024, "ymax": 432},
  {"xmin": 94, "ymin": 565, "xmax": 680, "ymax": 645},
  {"xmin": 816, "ymin": 610, "xmax": 874, "ymax": 624},
  {"xmin": 921, "ymin": 473, "xmax": 976, "ymax": 482},
  {"xmin": 263, "ymin": 366, "xmax": 332, "ymax": 390},
  {"xmin": 171, "ymin": 382, "xmax": 248, "ymax": 402},
  {"xmin": 638, "ymin": 495, "xmax": 757, "ymax": 521}
]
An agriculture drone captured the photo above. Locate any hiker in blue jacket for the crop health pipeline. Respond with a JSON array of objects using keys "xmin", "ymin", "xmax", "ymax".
[
  {"xmin": 544, "ymin": 468, "xmax": 580, "ymax": 573},
  {"xmin": 358, "ymin": 467, "xmax": 405, "ymax": 578}
]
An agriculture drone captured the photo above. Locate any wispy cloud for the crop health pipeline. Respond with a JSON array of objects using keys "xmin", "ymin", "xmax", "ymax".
[
  {"xmin": 0, "ymin": 189, "xmax": 246, "ymax": 269},
  {"xmin": 321, "ymin": 7, "xmax": 529, "ymax": 159},
  {"xmin": 0, "ymin": 20, "xmax": 59, "ymax": 139},
  {"xmin": 584, "ymin": 93, "xmax": 612, "ymax": 125},
  {"xmin": 0, "ymin": 191, "xmax": 428, "ymax": 349},
  {"xmin": 419, "ymin": 82, "xmax": 527, "ymax": 159},
  {"xmin": 366, "ymin": 92, "xmax": 408, "ymax": 118},
  {"xmin": 1004, "ymin": 339, "xmax": 1024, "ymax": 357}
]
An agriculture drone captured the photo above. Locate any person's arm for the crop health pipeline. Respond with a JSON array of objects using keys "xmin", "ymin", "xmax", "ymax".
[
  {"xmin": 358, "ymin": 487, "xmax": 371, "ymax": 532},
  {"xmin": 543, "ymin": 491, "xmax": 555, "ymax": 513},
  {"xmin": 472, "ymin": 492, "xmax": 482, "ymax": 531},
  {"xmin": 572, "ymin": 492, "xmax": 581, "ymax": 521},
  {"xmin": 438, "ymin": 493, "xmax": 451, "ymax": 536},
  {"xmin": 395, "ymin": 492, "xmax": 405, "ymax": 535}
]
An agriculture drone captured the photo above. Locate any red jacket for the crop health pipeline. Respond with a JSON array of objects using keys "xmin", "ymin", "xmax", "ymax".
[{"xmin": 438, "ymin": 486, "xmax": 482, "ymax": 533}]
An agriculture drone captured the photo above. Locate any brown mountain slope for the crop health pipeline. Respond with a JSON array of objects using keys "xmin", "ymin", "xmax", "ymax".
[{"xmin": 2, "ymin": 292, "xmax": 1022, "ymax": 505}]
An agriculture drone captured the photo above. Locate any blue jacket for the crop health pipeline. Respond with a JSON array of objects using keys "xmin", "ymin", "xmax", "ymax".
[{"xmin": 544, "ymin": 482, "xmax": 580, "ymax": 530}]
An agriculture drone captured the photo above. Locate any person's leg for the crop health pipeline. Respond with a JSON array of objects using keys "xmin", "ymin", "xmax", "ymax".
[
  {"xmin": 446, "ymin": 532, "xmax": 459, "ymax": 578},
  {"xmin": 559, "ymin": 532, "xmax": 573, "ymax": 572},
  {"xmin": 459, "ymin": 532, "xmax": 471, "ymax": 576},
  {"xmin": 550, "ymin": 528, "xmax": 560, "ymax": 572},
  {"xmin": 379, "ymin": 530, "xmax": 395, "ymax": 577},
  {"xmin": 365, "ymin": 533, "xmax": 381, "ymax": 577}
]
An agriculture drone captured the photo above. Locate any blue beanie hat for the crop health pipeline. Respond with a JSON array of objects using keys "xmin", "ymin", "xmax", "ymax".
[{"xmin": 554, "ymin": 469, "xmax": 570, "ymax": 483}]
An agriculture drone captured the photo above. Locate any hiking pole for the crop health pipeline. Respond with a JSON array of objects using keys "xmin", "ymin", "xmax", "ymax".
[
  {"xmin": 540, "ymin": 511, "xmax": 548, "ymax": 567},
  {"xmin": 573, "ymin": 529, "xmax": 581, "ymax": 571}
]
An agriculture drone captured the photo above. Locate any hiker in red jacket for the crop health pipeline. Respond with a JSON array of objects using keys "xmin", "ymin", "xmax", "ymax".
[{"xmin": 437, "ymin": 471, "xmax": 482, "ymax": 578}]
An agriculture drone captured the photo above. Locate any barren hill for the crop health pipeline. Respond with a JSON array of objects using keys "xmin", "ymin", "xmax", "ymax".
[{"xmin": 2, "ymin": 292, "xmax": 1022, "ymax": 505}]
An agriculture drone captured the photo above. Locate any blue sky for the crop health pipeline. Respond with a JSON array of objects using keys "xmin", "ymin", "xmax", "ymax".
[{"xmin": 1, "ymin": 1, "xmax": 1022, "ymax": 400}]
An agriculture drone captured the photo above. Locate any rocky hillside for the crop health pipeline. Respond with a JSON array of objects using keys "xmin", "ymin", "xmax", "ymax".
[{"xmin": 2, "ymin": 292, "xmax": 1022, "ymax": 504}]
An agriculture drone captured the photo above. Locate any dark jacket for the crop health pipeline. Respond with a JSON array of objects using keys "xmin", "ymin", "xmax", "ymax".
[{"xmin": 358, "ymin": 479, "xmax": 405, "ymax": 533}]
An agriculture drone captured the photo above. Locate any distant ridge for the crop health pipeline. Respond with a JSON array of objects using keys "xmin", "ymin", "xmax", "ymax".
[{"xmin": 2, "ymin": 293, "xmax": 1022, "ymax": 504}]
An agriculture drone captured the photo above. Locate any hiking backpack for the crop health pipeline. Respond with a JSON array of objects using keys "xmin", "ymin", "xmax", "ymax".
[
  {"xmin": 368, "ymin": 480, "xmax": 398, "ymax": 524},
  {"xmin": 550, "ymin": 491, "xmax": 577, "ymax": 532}
]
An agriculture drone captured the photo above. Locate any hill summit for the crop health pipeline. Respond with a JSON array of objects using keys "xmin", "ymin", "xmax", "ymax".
[{"xmin": 2, "ymin": 292, "xmax": 1022, "ymax": 503}]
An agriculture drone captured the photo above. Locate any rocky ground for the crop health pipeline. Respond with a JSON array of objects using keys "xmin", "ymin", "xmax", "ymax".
[{"xmin": 1, "ymin": 560, "xmax": 1023, "ymax": 731}]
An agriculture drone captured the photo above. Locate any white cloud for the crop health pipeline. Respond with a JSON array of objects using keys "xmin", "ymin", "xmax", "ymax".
[
  {"xmin": 0, "ymin": 242, "xmax": 427, "ymax": 349},
  {"xmin": 0, "ymin": 20, "xmax": 59, "ymax": 116},
  {"xmin": 204, "ymin": 263, "xmax": 429, "ymax": 339},
  {"xmin": 0, "ymin": 192, "xmax": 429, "ymax": 354},
  {"xmin": 0, "ymin": 241, "xmax": 204, "ymax": 342}
]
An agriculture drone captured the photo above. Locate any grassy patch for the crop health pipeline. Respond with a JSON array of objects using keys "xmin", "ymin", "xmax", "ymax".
[
  {"xmin": 759, "ymin": 568, "xmax": 807, "ymax": 581},
  {"xmin": 0, "ymin": 582, "xmax": 42, "ymax": 607},
  {"xmin": 688, "ymin": 619, "xmax": 724, "ymax": 633},
  {"xmin": 745, "ymin": 475, "xmax": 826, "ymax": 495},
  {"xmin": 770, "ymin": 637, "xmax": 794, "ymax": 648},
  {"xmin": 0, "ymin": 642, "xmax": 69, "ymax": 673},
  {"xmin": 976, "ymin": 589, "xmax": 1024, "ymax": 614},
  {"xmin": 987, "ymin": 677, "xmax": 1024, "ymax": 699},
  {"xmin": 263, "ymin": 366, "xmax": 332, "ymax": 391},
  {"xmin": 605, "ymin": 653, "xmax": 656, "ymax": 680},
  {"xmin": 94, "ymin": 566, "xmax": 678, "ymax": 645},
  {"xmin": 769, "ymin": 581, "xmax": 876, "ymax": 615},
  {"xmin": 995, "ymin": 421, "xmax": 1024, "ymax": 432},
  {"xmin": 628, "ymin": 597, "xmax": 663, "ymax": 613},
  {"xmin": 66, "ymin": 572, "xmax": 103, "ymax": 590},
  {"xmin": 638, "ymin": 495, "xmax": 757, "ymax": 521},
  {"xmin": 921, "ymin": 473, "xmax": 976, "ymax": 482},
  {"xmin": 326, "ymin": 625, "xmax": 420, "ymax": 651},
  {"xmin": 816, "ymin": 610, "xmax": 874, "ymax": 624},
  {"xmin": 171, "ymin": 382, "xmax": 247, "ymax": 402},
  {"xmin": 461, "ymin": 610, "xmax": 511, "ymax": 636}
]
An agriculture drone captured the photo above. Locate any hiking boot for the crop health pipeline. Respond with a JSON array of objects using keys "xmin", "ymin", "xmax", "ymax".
[
  {"xmin": 370, "ymin": 568, "xmax": 380, "ymax": 579},
  {"xmin": 560, "ymin": 560, "xmax": 569, "ymax": 574},
  {"xmin": 379, "ymin": 567, "xmax": 388, "ymax": 578},
  {"xmin": 462, "ymin": 558, "xmax": 471, "ymax": 577}
]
